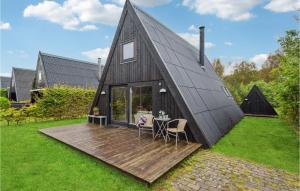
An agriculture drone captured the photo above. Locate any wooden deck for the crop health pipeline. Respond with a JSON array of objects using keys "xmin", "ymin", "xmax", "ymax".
[{"xmin": 40, "ymin": 124, "xmax": 201, "ymax": 184}]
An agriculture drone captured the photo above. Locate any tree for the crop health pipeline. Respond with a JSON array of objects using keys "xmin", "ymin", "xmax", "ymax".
[
  {"xmin": 273, "ymin": 30, "xmax": 299, "ymax": 125},
  {"xmin": 259, "ymin": 51, "xmax": 281, "ymax": 82},
  {"xmin": 212, "ymin": 59, "xmax": 224, "ymax": 78}
]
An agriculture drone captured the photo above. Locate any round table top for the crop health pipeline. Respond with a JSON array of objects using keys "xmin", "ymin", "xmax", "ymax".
[{"xmin": 154, "ymin": 117, "xmax": 171, "ymax": 121}]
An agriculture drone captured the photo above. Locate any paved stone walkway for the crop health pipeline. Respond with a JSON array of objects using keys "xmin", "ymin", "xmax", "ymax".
[{"xmin": 170, "ymin": 151, "xmax": 299, "ymax": 191}]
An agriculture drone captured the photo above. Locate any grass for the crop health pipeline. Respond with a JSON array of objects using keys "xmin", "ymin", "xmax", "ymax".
[
  {"xmin": 1, "ymin": 118, "xmax": 150, "ymax": 191},
  {"xmin": 1, "ymin": 116, "xmax": 298, "ymax": 190},
  {"xmin": 212, "ymin": 116, "xmax": 299, "ymax": 174}
]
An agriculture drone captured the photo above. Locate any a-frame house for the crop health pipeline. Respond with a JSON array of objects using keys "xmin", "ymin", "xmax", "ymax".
[
  {"xmin": 9, "ymin": 67, "xmax": 35, "ymax": 102},
  {"xmin": 90, "ymin": 0, "xmax": 243, "ymax": 147},
  {"xmin": 240, "ymin": 85, "xmax": 277, "ymax": 116}
]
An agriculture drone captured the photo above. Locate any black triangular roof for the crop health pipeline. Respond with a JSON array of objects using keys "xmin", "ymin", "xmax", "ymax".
[
  {"xmin": 0, "ymin": 76, "xmax": 11, "ymax": 89},
  {"xmin": 38, "ymin": 52, "xmax": 101, "ymax": 89},
  {"xmin": 11, "ymin": 68, "xmax": 35, "ymax": 101},
  {"xmin": 91, "ymin": 0, "xmax": 243, "ymax": 147},
  {"xmin": 240, "ymin": 85, "xmax": 277, "ymax": 116}
]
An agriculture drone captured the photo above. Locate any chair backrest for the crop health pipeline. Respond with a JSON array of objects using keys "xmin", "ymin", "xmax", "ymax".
[
  {"xmin": 143, "ymin": 114, "xmax": 154, "ymax": 126},
  {"xmin": 177, "ymin": 119, "xmax": 187, "ymax": 131}
]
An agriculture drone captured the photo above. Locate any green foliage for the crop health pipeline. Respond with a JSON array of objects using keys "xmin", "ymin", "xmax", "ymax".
[
  {"xmin": 0, "ymin": 108, "xmax": 15, "ymax": 125},
  {"xmin": 213, "ymin": 116, "xmax": 299, "ymax": 173},
  {"xmin": 1, "ymin": 118, "xmax": 149, "ymax": 191},
  {"xmin": 0, "ymin": 88, "xmax": 8, "ymax": 98},
  {"xmin": 212, "ymin": 58, "xmax": 224, "ymax": 78},
  {"xmin": 36, "ymin": 85, "xmax": 96, "ymax": 119},
  {"xmin": 0, "ymin": 97, "xmax": 10, "ymax": 110},
  {"xmin": 273, "ymin": 30, "xmax": 300, "ymax": 125}
]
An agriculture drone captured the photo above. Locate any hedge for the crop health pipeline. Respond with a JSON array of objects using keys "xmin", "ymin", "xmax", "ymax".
[
  {"xmin": 35, "ymin": 85, "xmax": 96, "ymax": 119},
  {"xmin": 0, "ymin": 85, "xmax": 96, "ymax": 125}
]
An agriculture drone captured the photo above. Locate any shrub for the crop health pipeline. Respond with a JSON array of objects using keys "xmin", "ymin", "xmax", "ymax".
[
  {"xmin": 0, "ymin": 97, "xmax": 10, "ymax": 110},
  {"xmin": 0, "ymin": 108, "xmax": 15, "ymax": 125},
  {"xmin": 36, "ymin": 85, "xmax": 96, "ymax": 119},
  {"xmin": 0, "ymin": 88, "xmax": 8, "ymax": 98}
]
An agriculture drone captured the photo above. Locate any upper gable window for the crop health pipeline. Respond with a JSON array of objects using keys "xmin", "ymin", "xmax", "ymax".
[
  {"xmin": 38, "ymin": 71, "xmax": 42, "ymax": 82},
  {"xmin": 122, "ymin": 41, "xmax": 134, "ymax": 61}
]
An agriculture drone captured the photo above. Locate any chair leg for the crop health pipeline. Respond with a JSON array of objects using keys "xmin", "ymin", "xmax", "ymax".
[
  {"xmin": 175, "ymin": 132, "xmax": 178, "ymax": 148},
  {"xmin": 184, "ymin": 131, "xmax": 189, "ymax": 144},
  {"xmin": 139, "ymin": 127, "xmax": 141, "ymax": 138},
  {"xmin": 152, "ymin": 127, "xmax": 154, "ymax": 139}
]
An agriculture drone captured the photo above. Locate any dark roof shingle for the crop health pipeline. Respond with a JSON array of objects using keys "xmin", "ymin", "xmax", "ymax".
[
  {"xmin": 13, "ymin": 68, "xmax": 35, "ymax": 101},
  {"xmin": 40, "ymin": 52, "xmax": 101, "ymax": 89}
]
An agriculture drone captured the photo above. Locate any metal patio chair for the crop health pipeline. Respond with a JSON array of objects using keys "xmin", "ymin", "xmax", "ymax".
[{"xmin": 166, "ymin": 119, "xmax": 189, "ymax": 147}]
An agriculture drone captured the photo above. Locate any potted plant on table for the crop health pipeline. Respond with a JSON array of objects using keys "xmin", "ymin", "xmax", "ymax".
[{"xmin": 93, "ymin": 107, "xmax": 100, "ymax": 116}]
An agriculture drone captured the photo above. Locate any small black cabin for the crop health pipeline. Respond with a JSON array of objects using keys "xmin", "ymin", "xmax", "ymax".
[{"xmin": 240, "ymin": 85, "xmax": 277, "ymax": 116}]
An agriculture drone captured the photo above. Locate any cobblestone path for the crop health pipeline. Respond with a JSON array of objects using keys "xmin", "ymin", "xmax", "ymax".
[{"xmin": 169, "ymin": 151, "xmax": 299, "ymax": 191}]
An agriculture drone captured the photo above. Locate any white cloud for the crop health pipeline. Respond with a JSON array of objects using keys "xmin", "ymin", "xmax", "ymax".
[
  {"xmin": 250, "ymin": 53, "xmax": 268, "ymax": 68},
  {"xmin": 188, "ymin": 24, "xmax": 198, "ymax": 33},
  {"xmin": 182, "ymin": 0, "xmax": 261, "ymax": 21},
  {"xmin": 224, "ymin": 41, "xmax": 233, "ymax": 46},
  {"xmin": 178, "ymin": 33, "xmax": 215, "ymax": 48},
  {"xmin": 0, "ymin": 21, "xmax": 11, "ymax": 30},
  {"xmin": 264, "ymin": 0, "xmax": 300, "ymax": 12},
  {"xmin": 82, "ymin": 47, "xmax": 110, "ymax": 64},
  {"xmin": 0, "ymin": 72, "xmax": 11, "ymax": 77},
  {"xmin": 112, "ymin": 0, "xmax": 171, "ymax": 7},
  {"xmin": 23, "ymin": 0, "xmax": 122, "ymax": 31},
  {"xmin": 79, "ymin": 25, "xmax": 98, "ymax": 31}
]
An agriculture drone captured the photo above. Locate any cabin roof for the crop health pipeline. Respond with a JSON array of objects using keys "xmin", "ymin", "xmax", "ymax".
[
  {"xmin": 39, "ymin": 52, "xmax": 101, "ymax": 89},
  {"xmin": 240, "ymin": 85, "xmax": 277, "ymax": 116},
  {"xmin": 92, "ymin": 0, "xmax": 243, "ymax": 147},
  {"xmin": 0, "ymin": 76, "xmax": 11, "ymax": 89},
  {"xmin": 12, "ymin": 68, "xmax": 35, "ymax": 101}
]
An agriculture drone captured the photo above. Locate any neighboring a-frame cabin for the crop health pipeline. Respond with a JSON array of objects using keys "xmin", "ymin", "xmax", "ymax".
[
  {"xmin": 9, "ymin": 68, "xmax": 35, "ymax": 102},
  {"xmin": 240, "ymin": 85, "xmax": 277, "ymax": 116},
  {"xmin": 90, "ymin": 0, "xmax": 243, "ymax": 147},
  {"xmin": 33, "ymin": 51, "xmax": 103, "ymax": 90}
]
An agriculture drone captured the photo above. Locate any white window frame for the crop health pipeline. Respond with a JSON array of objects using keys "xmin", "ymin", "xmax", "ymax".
[
  {"xmin": 122, "ymin": 41, "xmax": 134, "ymax": 62},
  {"xmin": 38, "ymin": 71, "xmax": 42, "ymax": 82}
]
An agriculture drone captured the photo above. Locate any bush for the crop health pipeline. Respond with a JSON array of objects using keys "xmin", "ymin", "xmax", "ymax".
[
  {"xmin": 36, "ymin": 85, "xmax": 96, "ymax": 119},
  {"xmin": 0, "ymin": 108, "xmax": 15, "ymax": 125},
  {"xmin": 0, "ymin": 88, "xmax": 8, "ymax": 98},
  {"xmin": 0, "ymin": 97, "xmax": 10, "ymax": 110}
]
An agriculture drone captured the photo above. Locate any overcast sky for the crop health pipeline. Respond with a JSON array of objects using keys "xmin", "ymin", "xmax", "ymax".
[{"xmin": 1, "ymin": 0, "xmax": 299, "ymax": 76}]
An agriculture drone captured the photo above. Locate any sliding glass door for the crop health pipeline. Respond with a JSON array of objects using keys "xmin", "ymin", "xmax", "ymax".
[
  {"xmin": 110, "ymin": 85, "xmax": 152, "ymax": 125},
  {"xmin": 130, "ymin": 86, "xmax": 152, "ymax": 124},
  {"xmin": 111, "ymin": 86, "xmax": 128, "ymax": 123}
]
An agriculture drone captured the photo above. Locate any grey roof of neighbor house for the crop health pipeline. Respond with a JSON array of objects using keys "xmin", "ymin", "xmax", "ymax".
[
  {"xmin": 0, "ymin": 76, "xmax": 11, "ymax": 88},
  {"xmin": 132, "ymin": 4, "xmax": 244, "ymax": 146},
  {"xmin": 39, "ymin": 52, "xmax": 101, "ymax": 89},
  {"xmin": 12, "ymin": 68, "xmax": 36, "ymax": 101}
]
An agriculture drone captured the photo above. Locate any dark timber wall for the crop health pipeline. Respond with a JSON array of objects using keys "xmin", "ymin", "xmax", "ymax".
[{"xmin": 95, "ymin": 11, "xmax": 191, "ymax": 137}]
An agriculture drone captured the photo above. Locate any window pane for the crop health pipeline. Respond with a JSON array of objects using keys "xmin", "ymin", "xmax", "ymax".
[
  {"xmin": 123, "ymin": 42, "xmax": 134, "ymax": 60},
  {"xmin": 111, "ymin": 87, "xmax": 128, "ymax": 122},
  {"xmin": 131, "ymin": 86, "xmax": 152, "ymax": 124}
]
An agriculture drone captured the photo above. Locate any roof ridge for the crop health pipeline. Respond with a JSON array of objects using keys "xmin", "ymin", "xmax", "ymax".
[
  {"xmin": 40, "ymin": 51, "xmax": 98, "ymax": 66},
  {"xmin": 12, "ymin": 67, "xmax": 35, "ymax": 72}
]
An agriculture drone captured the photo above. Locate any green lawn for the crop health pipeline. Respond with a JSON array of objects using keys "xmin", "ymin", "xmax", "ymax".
[
  {"xmin": 1, "ymin": 116, "xmax": 299, "ymax": 191},
  {"xmin": 213, "ymin": 116, "xmax": 299, "ymax": 174},
  {"xmin": 1, "ymin": 118, "xmax": 149, "ymax": 191}
]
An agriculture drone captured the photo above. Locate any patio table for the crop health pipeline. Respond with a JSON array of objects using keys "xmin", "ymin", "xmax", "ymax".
[
  {"xmin": 88, "ymin": 115, "xmax": 107, "ymax": 127},
  {"xmin": 154, "ymin": 117, "xmax": 171, "ymax": 142}
]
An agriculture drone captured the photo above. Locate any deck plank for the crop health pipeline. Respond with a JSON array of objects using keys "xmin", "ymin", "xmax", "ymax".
[{"xmin": 40, "ymin": 123, "xmax": 201, "ymax": 184}]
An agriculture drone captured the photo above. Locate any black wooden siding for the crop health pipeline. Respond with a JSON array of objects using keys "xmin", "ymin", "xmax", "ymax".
[{"xmin": 96, "ymin": 12, "xmax": 188, "ymax": 135}]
